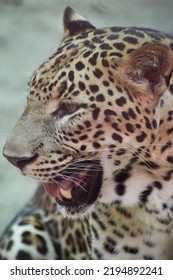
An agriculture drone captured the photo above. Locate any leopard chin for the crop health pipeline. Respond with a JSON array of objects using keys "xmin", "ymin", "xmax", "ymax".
[{"xmin": 42, "ymin": 160, "xmax": 103, "ymax": 216}]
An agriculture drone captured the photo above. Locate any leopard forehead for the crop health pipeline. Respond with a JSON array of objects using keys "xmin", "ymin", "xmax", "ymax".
[
  {"xmin": 28, "ymin": 24, "xmax": 155, "ymax": 104},
  {"xmin": 28, "ymin": 28, "xmax": 131, "ymax": 103},
  {"xmin": 28, "ymin": 21, "xmax": 173, "ymax": 117}
]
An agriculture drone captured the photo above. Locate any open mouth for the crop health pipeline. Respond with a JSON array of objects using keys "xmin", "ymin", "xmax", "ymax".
[{"xmin": 42, "ymin": 160, "xmax": 103, "ymax": 210}]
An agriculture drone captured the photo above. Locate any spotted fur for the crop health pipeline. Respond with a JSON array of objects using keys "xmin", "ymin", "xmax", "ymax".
[{"xmin": 1, "ymin": 7, "xmax": 173, "ymax": 259}]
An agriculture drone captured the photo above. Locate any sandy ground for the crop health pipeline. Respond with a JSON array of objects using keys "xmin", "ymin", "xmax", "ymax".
[{"xmin": 1, "ymin": 0, "xmax": 173, "ymax": 235}]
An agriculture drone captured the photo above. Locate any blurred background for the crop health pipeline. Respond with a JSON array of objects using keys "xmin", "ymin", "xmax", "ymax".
[{"xmin": 0, "ymin": 0, "xmax": 173, "ymax": 235}]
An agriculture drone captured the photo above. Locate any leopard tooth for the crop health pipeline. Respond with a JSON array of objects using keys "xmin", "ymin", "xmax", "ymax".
[{"xmin": 60, "ymin": 188, "xmax": 72, "ymax": 199}]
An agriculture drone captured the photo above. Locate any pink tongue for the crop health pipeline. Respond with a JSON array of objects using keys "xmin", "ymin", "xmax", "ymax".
[{"xmin": 43, "ymin": 180, "xmax": 72, "ymax": 201}]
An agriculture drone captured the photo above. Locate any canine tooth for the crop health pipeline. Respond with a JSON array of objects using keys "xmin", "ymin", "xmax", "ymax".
[{"xmin": 60, "ymin": 188, "xmax": 72, "ymax": 199}]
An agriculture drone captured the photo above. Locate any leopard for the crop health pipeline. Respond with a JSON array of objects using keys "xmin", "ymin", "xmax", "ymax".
[{"xmin": 1, "ymin": 6, "xmax": 173, "ymax": 260}]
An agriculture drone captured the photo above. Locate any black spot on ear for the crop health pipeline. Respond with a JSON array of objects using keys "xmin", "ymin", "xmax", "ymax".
[
  {"xmin": 63, "ymin": 7, "xmax": 96, "ymax": 37},
  {"xmin": 65, "ymin": 21, "xmax": 95, "ymax": 37}
]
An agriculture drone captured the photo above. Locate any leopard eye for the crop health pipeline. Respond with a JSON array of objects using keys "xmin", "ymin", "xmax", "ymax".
[
  {"xmin": 56, "ymin": 107, "xmax": 68, "ymax": 118},
  {"xmin": 53, "ymin": 102, "xmax": 79, "ymax": 119}
]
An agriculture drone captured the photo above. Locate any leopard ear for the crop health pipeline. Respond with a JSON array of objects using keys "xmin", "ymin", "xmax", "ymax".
[
  {"xmin": 117, "ymin": 44, "xmax": 173, "ymax": 103},
  {"xmin": 63, "ymin": 7, "xmax": 96, "ymax": 38}
]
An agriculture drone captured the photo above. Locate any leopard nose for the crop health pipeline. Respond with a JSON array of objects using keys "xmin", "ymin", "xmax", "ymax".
[{"xmin": 3, "ymin": 150, "xmax": 38, "ymax": 170}]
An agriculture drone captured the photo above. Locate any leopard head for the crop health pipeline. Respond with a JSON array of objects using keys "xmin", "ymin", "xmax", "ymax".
[{"xmin": 3, "ymin": 7, "xmax": 173, "ymax": 218}]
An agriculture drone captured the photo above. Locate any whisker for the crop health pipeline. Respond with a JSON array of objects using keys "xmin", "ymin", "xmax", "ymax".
[
  {"xmin": 50, "ymin": 174, "xmax": 87, "ymax": 192},
  {"xmin": 51, "ymin": 175, "xmax": 84, "ymax": 188},
  {"xmin": 67, "ymin": 166, "xmax": 102, "ymax": 172},
  {"xmin": 132, "ymin": 151, "xmax": 163, "ymax": 180},
  {"xmin": 136, "ymin": 145, "xmax": 169, "ymax": 166},
  {"xmin": 61, "ymin": 173, "xmax": 88, "ymax": 188}
]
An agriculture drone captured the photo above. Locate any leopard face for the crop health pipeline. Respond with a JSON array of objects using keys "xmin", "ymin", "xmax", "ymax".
[{"xmin": 3, "ymin": 7, "xmax": 173, "ymax": 218}]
